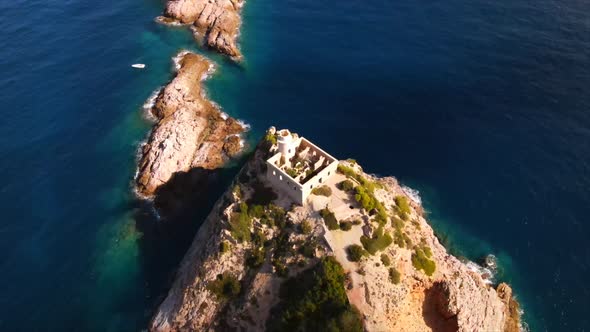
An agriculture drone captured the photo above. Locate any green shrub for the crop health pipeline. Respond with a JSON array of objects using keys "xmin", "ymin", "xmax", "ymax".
[
  {"xmin": 220, "ymin": 241, "xmax": 230, "ymax": 254},
  {"xmin": 423, "ymin": 246, "xmax": 433, "ymax": 258},
  {"xmin": 285, "ymin": 168, "xmax": 298, "ymax": 178},
  {"xmin": 354, "ymin": 186, "xmax": 376, "ymax": 212},
  {"xmin": 338, "ymin": 180, "xmax": 355, "ymax": 192},
  {"xmin": 252, "ymin": 229, "xmax": 267, "ymax": 247},
  {"xmin": 229, "ymin": 205, "xmax": 252, "ymax": 243},
  {"xmin": 346, "ymin": 245, "xmax": 366, "ymax": 262},
  {"xmin": 393, "ymin": 230, "xmax": 412, "ymax": 248},
  {"xmin": 273, "ymin": 259, "xmax": 289, "ymax": 277},
  {"xmin": 325, "ymin": 306, "xmax": 364, "ymax": 332},
  {"xmin": 268, "ymin": 256, "xmax": 363, "ymax": 332},
  {"xmin": 380, "ymin": 254, "xmax": 391, "ymax": 266},
  {"xmin": 246, "ymin": 247, "xmax": 266, "ymax": 268},
  {"xmin": 393, "ymin": 230, "xmax": 405, "ymax": 248},
  {"xmin": 301, "ymin": 220, "xmax": 312, "ymax": 235},
  {"xmin": 392, "ymin": 216, "xmax": 404, "ymax": 231},
  {"xmin": 394, "ymin": 196, "xmax": 411, "ymax": 216},
  {"xmin": 265, "ymin": 131, "xmax": 277, "ymax": 145},
  {"xmin": 389, "ymin": 267, "xmax": 401, "ymax": 284},
  {"xmin": 239, "ymin": 202, "xmax": 248, "ymax": 213},
  {"xmin": 232, "ymin": 184, "xmax": 242, "ymax": 198},
  {"xmin": 268, "ymin": 204, "xmax": 287, "ymax": 228},
  {"xmin": 360, "ymin": 227, "xmax": 393, "ymax": 255},
  {"xmin": 320, "ymin": 208, "xmax": 339, "ymax": 230},
  {"xmin": 373, "ymin": 202, "xmax": 388, "ymax": 225},
  {"xmin": 339, "ymin": 221, "xmax": 352, "ymax": 231},
  {"xmin": 249, "ymin": 204, "xmax": 265, "ymax": 218},
  {"xmin": 411, "ymin": 246, "xmax": 436, "ymax": 276},
  {"xmin": 299, "ymin": 242, "xmax": 316, "ymax": 258},
  {"xmin": 312, "ymin": 185, "xmax": 332, "ymax": 197},
  {"xmin": 207, "ymin": 273, "xmax": 241, "ymax": 300}
]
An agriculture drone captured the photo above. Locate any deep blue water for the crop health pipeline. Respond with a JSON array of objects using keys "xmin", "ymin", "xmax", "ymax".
[{"xmin": 1, "ymin": 0, "xmax": 589, "ymax": 330}]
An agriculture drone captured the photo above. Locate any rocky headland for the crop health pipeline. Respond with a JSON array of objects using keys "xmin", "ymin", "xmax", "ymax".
[
  {"xmin": 157, "ymin": 0, "xmax": 244, "ymax": 59},
  {"xmin": 136, "ymin": 52, "xmax": 245, "ymax": 198},
  {"xmin": 149, "ymin": 128, "xmax": 521, "ymax": 332}
]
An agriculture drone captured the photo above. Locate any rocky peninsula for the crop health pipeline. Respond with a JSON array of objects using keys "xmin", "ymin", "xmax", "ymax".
[
  {"xmin": 149, "ymin": 128, "xmax": 521, "ymax": 332},
  {"xmin": 136, "ymin": 52, "xmax": 245, "ymax": 198},
  {"xmin": 158, "ymin": 0, "xmax": 244, "ymax": 59}
]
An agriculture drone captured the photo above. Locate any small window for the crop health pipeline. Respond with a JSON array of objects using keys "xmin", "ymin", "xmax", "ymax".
[
  {"xmin": 273, "ymin": 170, "xmax": 276, "ymax": 176},
  {"xmin": 279, "ymin": 175, "xmax": 283, "ymax": 181},
  {"xmin": 293, "ymin": 186, "xmax": 297, "ymax": 190},
  {"xmin": 288, "ymin": 149, "xmax": 291, "ymax": 153},
  {"xmin": 310, "ymin": 184, "xmax": 313, "ymax": 189},
  {"xmin": 328, "ymin": 171, "xmax": 330, "ymax": 175},
  {"xmin": 319, "ymin": 177, "xmax": 322, "ymax": 183}
]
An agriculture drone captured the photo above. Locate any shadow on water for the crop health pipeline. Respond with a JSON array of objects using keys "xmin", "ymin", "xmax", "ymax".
[{"xmin": 131, "ymin": 164, "xmax": 244, "ymax": 326}]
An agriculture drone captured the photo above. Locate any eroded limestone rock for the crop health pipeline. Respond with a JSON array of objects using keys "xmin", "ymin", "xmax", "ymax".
[
  {"xmin": 136, "ymin": 52, "xmax": 244, "ymax": 197},
  {"xmin": 160, "ymin": 0, "xmax": 243, "ymax": 59}
]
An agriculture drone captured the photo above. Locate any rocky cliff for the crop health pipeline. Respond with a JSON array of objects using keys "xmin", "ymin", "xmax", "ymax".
[
  {"xmin": 158, "ymin": 0, "xmax": 243, "ymax": 59},
  {"xmin": 149, "ymin": 128, "xmax": 521, "ymax": 332},
  {"xmin": 136, "ymin": 52, "xmax": 245, "ymax": 197}
]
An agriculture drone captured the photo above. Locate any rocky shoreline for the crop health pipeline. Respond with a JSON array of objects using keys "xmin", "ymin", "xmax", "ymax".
[
  {"xmin": 149, "ymin": 129, "xmax": 521, "ymax": 332},
  {"xmin": 136, "ymin": 52, "xmax": 245, "ymax": 198},
  {"xmin": 157, "ymin": 0, "xmax": 244, "ymax": 60}
]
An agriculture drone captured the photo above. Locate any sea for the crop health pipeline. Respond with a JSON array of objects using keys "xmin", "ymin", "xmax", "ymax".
[{"xmin": 1, "ymin": 0, "xmax": 589, "ymax": 330}]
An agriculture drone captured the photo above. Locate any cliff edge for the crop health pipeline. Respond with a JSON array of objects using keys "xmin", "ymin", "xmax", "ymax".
[{"xmin": 149, "ymin": 128, "xmax": 521, "ymax": 332}]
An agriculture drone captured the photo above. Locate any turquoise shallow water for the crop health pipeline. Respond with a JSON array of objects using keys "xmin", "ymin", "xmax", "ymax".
[{"xmin": 1, "ymin": 0, "xmax": 590, "ymax": 330}]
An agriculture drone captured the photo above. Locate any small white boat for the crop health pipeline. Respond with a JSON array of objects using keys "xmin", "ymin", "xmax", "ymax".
[{"xmin": 131, "ymin": 63, "xmax": 146, "ymax": 69}]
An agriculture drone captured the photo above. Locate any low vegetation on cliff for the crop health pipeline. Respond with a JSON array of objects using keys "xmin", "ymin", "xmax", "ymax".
[
  {"xmin": 360, "ymin": 226, "xmax": 393, "ymax": 255},
  {"xmin": 150, "ymin": 129, "xmax": 521, "ymax": 332},
  {"xmin": 268, "ymin": 256, "xmax": 363, "ymax": 332},
  {"xmin": 411, "ymin": 245, "xmax": 436, "ymax": 276},
  {"xmin": 207, "ymin": 272, "xmax": 241, "ymax": 300},
  {"xmin": 320, "ymin": 208, "xmax": 339, "ymax": 230}
]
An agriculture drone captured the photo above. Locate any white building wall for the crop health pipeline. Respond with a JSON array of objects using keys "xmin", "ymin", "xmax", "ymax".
[
  {"xmin": 265, "ymin": 132, "xmax": 339, "ymax": 206},
  {"xmin": 266, "ymin": 161, "xmax": 304, "ymax": 205},
  {"xmin": 300, "ymin": 160, "xmax": 339, "ymax": 202}
]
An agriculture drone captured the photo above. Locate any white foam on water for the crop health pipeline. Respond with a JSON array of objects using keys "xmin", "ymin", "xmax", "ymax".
[
  {"xmin": 154, "ymin": 16, "xmax": 186, "ymax": 26},
  {"xmin": 201, "ymin": 62, "xmax": 216, "ymax": 81},
  {"xmin": 172, "ymin": 50, "xmax": 191, "ymax": 71},
  {"xmin": 142, "ymin": 87, "xmax": 163, "ymax": 121},
  {"xmin": 220, "ymin": 112, "xmax": 229, "ymax": 120},
  {"xmin": 237, "ymin": 119, "xmax": 251, "ymax": 131},
  {"xmin": 464, "ymin": 260, "xmax": 495, "ymax": 285},
  {"xmin": 401, "ymin": 185, "xmax": 422, "ymax": 205}
]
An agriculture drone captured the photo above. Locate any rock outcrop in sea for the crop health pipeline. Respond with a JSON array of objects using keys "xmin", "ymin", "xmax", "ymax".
[
  {"xmin": 158, "ymin": 0, "xmax": 243, "ymax": 59},
  {"xmin": 136, "ymin": 52, "xmax": 245, "ymax": 197},
  {"xmin": 149, "ymin": 128, "xmax": 521, "ymax": 332}
]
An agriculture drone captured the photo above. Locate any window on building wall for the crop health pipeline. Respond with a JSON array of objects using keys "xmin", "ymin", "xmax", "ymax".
[
  {"xmin": 293, "ymin": 186, "xmax": 296, "ymax": 190},
  {"xmin": 310, "ymin": 184, "xmax": 312, "ymax": 189},
  {"xmin": 328, "ymin": 171, "xmax": 330, "ymax": 175},
  {"xmin": 319, "ymin": 177, "xmax": 322, "ymax": 183},
  {"xmin": 273, "ymin": 170, "xmax": 276, "ymax": 176},
  {"xmin": 288, "ymin": 149, "xmax": 291, "ymax": 153},
  {"xmin": 279, "ymin": 175, "xmax": 283, "ymax": 181}
]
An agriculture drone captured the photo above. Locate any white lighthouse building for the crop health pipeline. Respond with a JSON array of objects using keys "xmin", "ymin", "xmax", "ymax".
[{"xmin": 265, "ymin": 128, "xmax": 338, "ymax": 205}]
